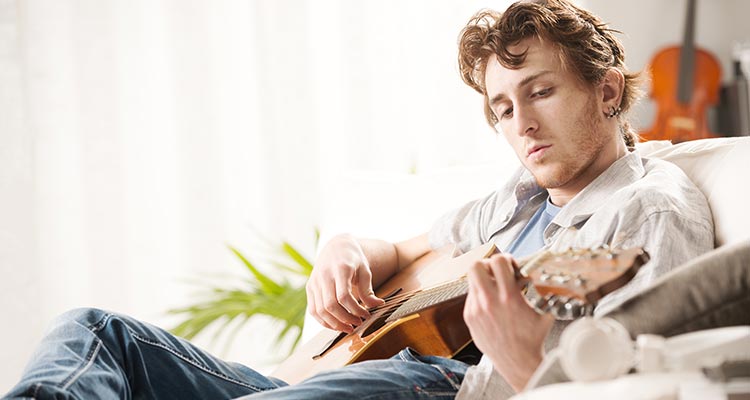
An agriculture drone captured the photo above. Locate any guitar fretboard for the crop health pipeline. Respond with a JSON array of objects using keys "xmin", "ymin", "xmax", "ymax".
[
  {"xmin": 382, "ymin": 246, "xmax": 645, "ymax": 323},
  {"xmin": 385, "ymin": 278, "xmax": 469, "ymax": 322}
]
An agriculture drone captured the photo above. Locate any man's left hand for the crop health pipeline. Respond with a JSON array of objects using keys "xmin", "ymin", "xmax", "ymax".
[{"xmin": 463, "ymin": 253, "xmax": 554, "ymax": 392}]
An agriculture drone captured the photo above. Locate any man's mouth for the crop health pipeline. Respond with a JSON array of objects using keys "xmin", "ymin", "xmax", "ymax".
[{"xmin": 526, "ymin": 144, "xmax": 551, "ymax": 159}]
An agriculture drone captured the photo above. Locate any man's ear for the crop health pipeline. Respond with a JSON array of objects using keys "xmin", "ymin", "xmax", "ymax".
[{"xmin": 600, "ymin": 68, "xmax": 625, "ymax": 110}]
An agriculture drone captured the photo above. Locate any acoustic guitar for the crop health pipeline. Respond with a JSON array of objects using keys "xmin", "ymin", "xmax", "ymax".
[{"xmin": 272, "ymin": 243, "xmax": 649, "ymax": 384}]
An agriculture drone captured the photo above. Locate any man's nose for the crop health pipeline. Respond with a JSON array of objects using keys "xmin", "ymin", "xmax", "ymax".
[{"xmin": 514, "ymin": 106, "xmax": 538, "ymax": 137}]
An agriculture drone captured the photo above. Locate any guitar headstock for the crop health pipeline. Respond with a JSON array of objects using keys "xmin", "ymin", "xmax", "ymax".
[{"xmin": 519, "ymin": 246, "xmax": 649, "ymax": 319}]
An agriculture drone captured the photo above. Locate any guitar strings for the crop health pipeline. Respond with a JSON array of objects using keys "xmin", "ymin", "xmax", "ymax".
[
  {"xmin": 363, "ymin": 251, "xmax": 534, "ymax": 314},
  {"xmin": 368, "ymin": 294, "xmax": 412, "ymax": 313},
  {"xmin": 366, "ymin": 290, "xmax": 419, "ymax": 313},
  {"xmin": 366, "ymin": 279, "xmax": 468, "ymax": 314},
  {"xmin": 359, "ymin": 249, "xmax": 541, "ymax": 315},
  {"xmin": 366, "ymin": 251, "xmax": 546, "ymax": 314}
]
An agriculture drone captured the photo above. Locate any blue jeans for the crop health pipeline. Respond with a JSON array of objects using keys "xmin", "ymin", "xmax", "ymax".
[{"xmin": 3, "ymin": 308, "xmax": 468, "ymax": 399}]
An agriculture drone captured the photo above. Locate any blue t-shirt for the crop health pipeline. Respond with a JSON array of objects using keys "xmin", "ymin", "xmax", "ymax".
[{"xmin": 505, "ymin": 196, "xmax": 561, "ymax": 259}]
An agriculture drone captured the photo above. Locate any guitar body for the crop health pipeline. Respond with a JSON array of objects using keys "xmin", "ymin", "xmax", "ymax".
[{"xmin": 272, "ymin": 244, "xmax": 496, "ymax": 384}]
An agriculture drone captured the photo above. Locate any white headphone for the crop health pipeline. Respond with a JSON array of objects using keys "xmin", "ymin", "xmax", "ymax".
[
  {"xmin": 554, "ymin": 317, "xmax": 750, "ymax": 382},
  {"xmin": 558, "ymin": 317, "xmax": 635, "ymax": 381}
]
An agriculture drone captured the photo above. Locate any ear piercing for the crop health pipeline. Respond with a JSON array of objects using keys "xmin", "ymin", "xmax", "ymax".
[{"xmin": 606, "ymin": 106, "xmax": 622, "ymax": 118}]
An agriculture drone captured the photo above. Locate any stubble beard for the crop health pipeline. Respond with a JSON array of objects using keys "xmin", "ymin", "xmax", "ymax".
[{"xmin": 532, "ymin": 96, "xmax": 607, "ymax": 189}]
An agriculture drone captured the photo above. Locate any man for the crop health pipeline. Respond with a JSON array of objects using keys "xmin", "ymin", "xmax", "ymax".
[{"xmin": 3, "ymin": 1, "xmax": 713, "ymax": 399}]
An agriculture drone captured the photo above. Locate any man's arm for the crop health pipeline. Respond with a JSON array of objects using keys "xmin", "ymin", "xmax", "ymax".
[{"xmin": 306, "ymin": 233, "xmax": 431, "ymax": 333}]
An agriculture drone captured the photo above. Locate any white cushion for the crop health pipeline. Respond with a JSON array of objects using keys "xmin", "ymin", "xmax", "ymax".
[
  {"xmin": 317, "ymin": 154, "xmax": 520, "ymax": 248},
  {"xmin": 637, "ymin": 137, "xmax": 750, "ymax": 247}
]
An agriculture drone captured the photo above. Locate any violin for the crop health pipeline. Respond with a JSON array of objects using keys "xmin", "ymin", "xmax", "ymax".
[{"xmin": 639, "ymin": 0, "xmax": 722, "ymax": 143}]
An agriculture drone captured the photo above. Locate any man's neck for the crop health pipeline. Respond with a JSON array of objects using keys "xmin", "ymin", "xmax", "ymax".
[{"xmin": 547, "ymin": 140, "xmax": 627, "ymax": 207}]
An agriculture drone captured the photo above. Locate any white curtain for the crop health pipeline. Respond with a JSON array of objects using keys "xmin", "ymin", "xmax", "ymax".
[{"xmin": 0, "ymin": 0, "xmax": 509, "ymax": 388}]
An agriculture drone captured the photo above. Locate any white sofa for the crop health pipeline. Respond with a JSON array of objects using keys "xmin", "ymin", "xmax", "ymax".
[{"xmin": 306, "ymin": 137, "xmax": 750, "ymax": 341}]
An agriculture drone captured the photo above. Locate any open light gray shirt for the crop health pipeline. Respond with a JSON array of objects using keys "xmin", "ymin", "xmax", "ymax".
[{"xmin": 427, "ymin": 151, "xmax": 714, "ymax": 399}]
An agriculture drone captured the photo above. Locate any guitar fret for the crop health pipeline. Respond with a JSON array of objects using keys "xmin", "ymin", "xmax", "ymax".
[{"xmin": 386, "ymin": 279, "xmax": 469, "ymax": 322}]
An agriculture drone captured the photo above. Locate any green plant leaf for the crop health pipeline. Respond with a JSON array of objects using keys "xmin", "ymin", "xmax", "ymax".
[
  {"xmin": 228, "ymin": 246, "xmax": 283, "ymax": 294},
  {"xmin": 169, "ymin": 235, "xmax": 314, "ymax": 357},
  {"xmin": 281, "ymin": 242, "xmax": 313, "ymax": 274}
]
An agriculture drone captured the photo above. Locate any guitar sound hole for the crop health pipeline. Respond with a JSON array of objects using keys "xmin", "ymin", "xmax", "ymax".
[
  {"xmin": 312, "ymin": 331, "xmax": 347, "ymax": 360},
  {"xmin": 361, "ymin": 315, "xmax": 388, "ymax": 338}
]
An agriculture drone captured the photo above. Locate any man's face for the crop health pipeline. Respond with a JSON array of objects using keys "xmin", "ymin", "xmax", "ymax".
[{"xmin": 485, "ymin": 38, "xmax": 616, "ymax": 196}]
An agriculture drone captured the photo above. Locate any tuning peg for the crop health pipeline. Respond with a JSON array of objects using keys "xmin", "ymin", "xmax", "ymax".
[
  {"xmin": 546, "ymin": 294, "xmax": 569, "ymax": 318},
  {"xmin": 550, "ymin": 295, "xmax": 570, "ymax": 319},
  {"xmin": 532, "ymin": 294, "xmax": 594, "ymax": 320},
  {"xmin": 531, "ymin": 293, "xmax": 559, "ymax": 314},
  {"xmin": 532, "ymin": 294, "xmax": 552, "ymax": 314},
  {"xmin": 556, "ymin": 298, "xmax": 594, "ymax": 320},
  {"xmin": 561, "ymin": 299, "xmax": 583, "ymax": 320}
]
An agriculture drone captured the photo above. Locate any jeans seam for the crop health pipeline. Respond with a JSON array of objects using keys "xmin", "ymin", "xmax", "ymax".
[
  {"xmin": 59, "ymin": 341, "xmax": 102, "ymax": 391},
  {"xmin": 129, "ymin": 331, "xmax": 266, "ymax": 392},
  {"xmin": 394, "ymin": 349, "xmax": 461, "ymax": 397},
  {"xmin": 428, "ymin": 364, "xmax": 461, "ymax": 391},
  {"xmin": 86, "ymin": 312, "xmax": 112, "ymax": 333},
  {"xmin": 43, "ymin": 311, "xmax": 111, "ymax": 395}
]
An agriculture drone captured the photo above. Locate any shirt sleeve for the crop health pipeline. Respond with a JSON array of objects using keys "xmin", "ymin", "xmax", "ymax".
[
  {"xmin": 428, "ymin": 167, "xmax": 528, "ymax": 254},
  {"xmin": 427, "ymin": 194, "xmax": 493, "ymax": 254},
  {"xmin": 595, "ymin": 209, "xmax": 715, "ymax": 315}
]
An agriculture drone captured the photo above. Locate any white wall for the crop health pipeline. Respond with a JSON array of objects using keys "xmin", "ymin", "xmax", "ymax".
[
  {"xmin": 0, "ymin": 0, "xmax": 508, "ymax": 393},
  {"xmin": 582, "ymin": 0, "xmax": 750, "ymax": 131}
]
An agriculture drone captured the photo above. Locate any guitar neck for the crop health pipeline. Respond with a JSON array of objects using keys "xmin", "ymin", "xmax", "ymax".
[
  {"xmin": 386, "ymin": 278, "xmax": 469, "ymax": 322},
  {"xmin": 386, "ymin": 247, "xmax": 560, "ymax": 322},
  {"xmin": 383, "ymin": 246, "xmax": 648, "ymax": 322},
  {"xmin": 385, "ymin": 251, "xmax": 536, "ymax": 322}
]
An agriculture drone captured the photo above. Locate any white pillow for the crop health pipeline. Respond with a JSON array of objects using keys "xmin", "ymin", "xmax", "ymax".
[
  {"xmin": 317, "ymin": 159, "xmax": 519, "ymax": 249},
  {"xmin": 637, "ymin": 137, "xmax": 750, "ymax": 247}
]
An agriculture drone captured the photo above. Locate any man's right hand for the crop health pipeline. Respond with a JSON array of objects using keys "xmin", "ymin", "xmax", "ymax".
[{"xmin": 306, "ymin": 234, "xmax": 385, "ymax": 333}]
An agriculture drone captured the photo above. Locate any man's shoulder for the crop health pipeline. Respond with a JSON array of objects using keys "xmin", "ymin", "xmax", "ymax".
[
  {"xmin": 619, "ymin": 156, "xmax": 710, "ymax": 221},
  {"xmin": 637, "ymin": 156, "xmax": 703, "ymax": 195},
  {"xmin": 641, "ymin": 155, "xmax": 693, "ymax": 179}
]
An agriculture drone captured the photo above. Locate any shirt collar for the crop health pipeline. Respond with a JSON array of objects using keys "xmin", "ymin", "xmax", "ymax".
[
  {"xmin": 513, "ymin": 168, "xmax": 544, "ymax": 204},
  {"xmin": 551, "ymin": 151, "xmax": 645, "ymax": 228}
]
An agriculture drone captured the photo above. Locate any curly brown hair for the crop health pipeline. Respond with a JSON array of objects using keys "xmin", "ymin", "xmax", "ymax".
[{"xmin": 458, "ymin": 0, "xmax": 642, "ymax": 147}]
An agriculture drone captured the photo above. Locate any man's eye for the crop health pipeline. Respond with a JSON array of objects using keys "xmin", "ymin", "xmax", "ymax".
[
  {"xmin": 501, "ymin": 107, "xmax": 513, "ymax": 118},
  {"xmin": 533, "ymin": 88, "xmax": 551, "ymax": 98}
]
